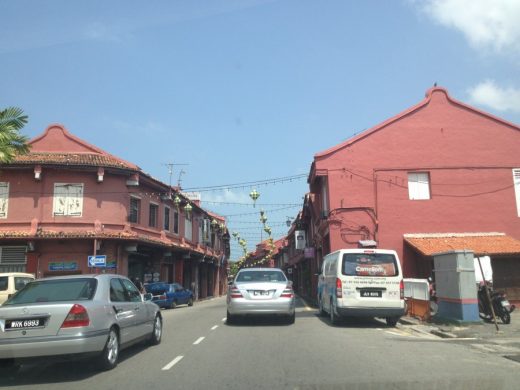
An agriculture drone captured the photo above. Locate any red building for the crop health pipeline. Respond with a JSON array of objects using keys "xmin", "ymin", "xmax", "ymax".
[
  {"xmin": 307, "ymin": 87, "xmax": 520, "ymax": 302},
  {"xmin": 0, "ymin": 124, "xmax": 229, "ymax": 299}
]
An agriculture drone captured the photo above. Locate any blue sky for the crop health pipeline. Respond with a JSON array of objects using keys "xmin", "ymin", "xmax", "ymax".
[{"xmin": 1, "ymin": 0, "xmax": 520, "ymax": 258}]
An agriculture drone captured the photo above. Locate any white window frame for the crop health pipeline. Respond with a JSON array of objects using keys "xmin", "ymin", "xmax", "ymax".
[
  {"xmin": 164, "ymin": 206, "xmax": 171, "ymax": 231},
  {"xmin": 513, "ymin": 169, "xmax": 520, "ymax": 217},
  {"xmin": 0, "ymin": 182, "xmax": 9, "ymax": 219},
  {"xmin": 53, "ymin": 183, "xmax": 84, "ymax": 216},
  {"xmin": 408, "ymin": 172, "xmax": 430, "ymax": 200},
  {"xmin": 321, "ymin": 177, "xmax": 329, "ymax": 215},
  {"xmin": 149, "ymin": 202, "xmax": 159, "ymax": 228},
  {"xmin": 173, "ymin": 210, "xmax": 179, "ymax": 235},
  {"xmin": 184, "ymin": 213, "xmax": 193, "ymax": 242}
]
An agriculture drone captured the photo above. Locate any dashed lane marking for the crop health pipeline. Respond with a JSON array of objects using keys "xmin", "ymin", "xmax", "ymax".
[
  {"xmin": 222, "ymin": 317, "xmax": 227, "ymax": 322},
  {"xmin": 193, "ymin": 337, "xmax": 205, "ymax": 345},
  {"xmin": 162, "ymin": 356, "xmax": 184, "ymax": 371},
  {"xmin": 211, "ymin": 325, "xmax": 218, "ymax": 331}
]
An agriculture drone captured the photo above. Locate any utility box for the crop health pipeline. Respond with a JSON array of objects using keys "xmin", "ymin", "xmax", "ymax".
[{"xmin": 433, "ymin": 250, "xmax": 480, "ymax": 323}]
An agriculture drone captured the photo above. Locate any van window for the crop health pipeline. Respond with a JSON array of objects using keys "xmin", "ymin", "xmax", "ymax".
[
  {"xmin": 14, "ymin": 277, "xmax": 33, "ymax": 291},
  {"xmin": 342, "ymin": 253, "xmax": 398, "ymax": 277},
  {"xmin": 0, "ymin": 276, "xmax": 7, "ymax": 291}
]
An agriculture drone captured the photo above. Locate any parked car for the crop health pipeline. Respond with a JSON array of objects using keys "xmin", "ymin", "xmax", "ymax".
[
  {"xmin": 144, "ymin": 282, "xmax": 194, "ymax": 309},
  {"xmin": 226, "ymin": 268, "xmax": 295, "ymax": 324},
  {"xmin": 0, "ymin": 274, "xmax": 162, "ymax": 374},
  {"xmin": 0, "ymin": 272, "xmax": 35, "ymax": 305}
]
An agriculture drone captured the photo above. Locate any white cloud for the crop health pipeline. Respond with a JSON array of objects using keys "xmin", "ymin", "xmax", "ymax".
[
  {"xmin": 468, "ymin": 80, "xmax": 520, "ymax": 112},
  {"xmin": 203, "ymin": 189, "xmax": 251, "ymax": 204},
  {"xmin": 419, "ymin": 0, "xmax": 520, "ymax": 53}
]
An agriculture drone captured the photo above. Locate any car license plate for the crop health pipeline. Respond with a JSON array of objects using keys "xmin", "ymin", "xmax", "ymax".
[
  {"xmin": 253, "ymin": 290, "xmax": 269, "ymax": 296},
  {"xmin": 360, "ymin": 290, "xmax": 382, "ymax": 298},
  {"xmin": 5, "ymin": 317, "xmax": 45, "ymax": 330},
  {"xmin": 501, "ymin": 300, "xmax": 510, "ymax": 307}
]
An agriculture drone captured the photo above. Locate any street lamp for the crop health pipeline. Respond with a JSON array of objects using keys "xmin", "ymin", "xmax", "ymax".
[{"xmin": 249, "ymin": 189, "xmax": 260, "ymax": 207}]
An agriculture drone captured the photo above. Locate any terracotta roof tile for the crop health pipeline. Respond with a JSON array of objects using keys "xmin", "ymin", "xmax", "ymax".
[
  {"xmin": 12, "ymin": 153, "xmax": 135, "ymax": 170},
  {"xmin": 404, "ymin": 233, "xmax": 520, "ymax": 256}
]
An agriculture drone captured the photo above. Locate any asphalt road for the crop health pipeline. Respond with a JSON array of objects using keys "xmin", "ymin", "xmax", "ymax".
[{"xmin": 2, "ymin": 297, "xmax": 520, "ymax": 390}]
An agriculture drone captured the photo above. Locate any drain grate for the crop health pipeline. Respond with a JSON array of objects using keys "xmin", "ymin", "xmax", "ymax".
[{"xmin": 504, "ymin": 354, "xmax": 520, "ymax": 363}]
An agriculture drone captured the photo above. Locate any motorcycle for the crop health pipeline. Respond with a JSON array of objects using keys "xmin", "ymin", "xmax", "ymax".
[{"xmin": 477, "ymin": 282, "xmax": 515, "ymax": 324}]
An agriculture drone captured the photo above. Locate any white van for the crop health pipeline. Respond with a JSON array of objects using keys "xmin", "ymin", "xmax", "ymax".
[
  {"xmin": 317, "ymin": 249, "xmax": 405, "ymax": 326},
  {"xmin": 0, "ymin": 272, "xmax": 35, "ymax": 305}
]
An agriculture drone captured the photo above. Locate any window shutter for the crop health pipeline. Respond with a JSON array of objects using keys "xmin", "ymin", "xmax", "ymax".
[
  {"xmin": 67, "ymin": 184, "xmax": 83, "ymax": 216},
  {"xmin": 0, "ymin": 183, "xmax": 8, "ymax": 218},
  {"xmin": 53, "ymin": 184, "xmax": 67, "ymax": 215},
  {"xmin": 513, "ymin": 169, "xmax": 520, "ymax": 217}
]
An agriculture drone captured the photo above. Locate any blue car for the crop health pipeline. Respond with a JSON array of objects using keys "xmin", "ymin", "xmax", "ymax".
[{"xmin": 145, "ymin": 282, "xmax": 194, "ymax": 309}]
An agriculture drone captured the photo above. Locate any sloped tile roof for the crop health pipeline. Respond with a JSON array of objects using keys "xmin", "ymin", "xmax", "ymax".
[
  {"xmin": 404, "ymin": 233, "xmax": 520, "ymax": 256},
  {"xmin": 12, "ymin": 152, "xmax": 135, "ymax": 170},
  {"xmin": 0, "ymin": 229, "xmax": 221, "ymax": 259}
]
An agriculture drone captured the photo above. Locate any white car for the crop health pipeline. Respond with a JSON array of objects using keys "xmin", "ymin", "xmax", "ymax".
[
  {"xmin": 0, "ymin": 273, "xmax": 35, "ymax": 305},
  {"xmin": 227, "ymin": 268, "xmax": 295, "ymax": 324}
]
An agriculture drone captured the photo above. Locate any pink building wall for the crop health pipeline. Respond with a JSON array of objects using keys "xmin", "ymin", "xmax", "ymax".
[{"xmin": 312, "ymin": 87, "xmax": 520, "ymax": 276}]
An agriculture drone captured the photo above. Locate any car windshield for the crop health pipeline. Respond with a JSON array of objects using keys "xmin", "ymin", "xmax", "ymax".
[
  {"xmin": 0, "ymin": 276, "xmax": 7, "ymax": 291},
  {"xmin": 14, "ymin": 277, "xmax": 34, "ymax": 291},
  {"xmin": 3, "ymin": 278, "xmax": 97, "ymax": 305},
  {"xmin": 145, "ymin": 283, "xmax": 170, "ymax": 294},
  {"xmin": 342, "ymin": 253, "xmax": 399, "ymax": 277},
  {"xmin": 236, "ymin": 270, "xmax": 287, "ymax": 283}
]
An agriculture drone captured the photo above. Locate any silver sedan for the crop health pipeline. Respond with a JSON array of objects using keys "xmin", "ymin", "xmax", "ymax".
[
  {"xmin": 226, "ymin": 268, "xmax": 295, "ymax": 324},
  {"xmin": 0, "ymin": 274, "xmax": 162, "ymax": 374}
]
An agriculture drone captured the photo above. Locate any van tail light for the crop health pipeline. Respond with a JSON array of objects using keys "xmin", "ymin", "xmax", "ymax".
[
  {"xmin": 281, "ymin": 283, "xmax": 294, "ymax": 298},
  {"xmin": 336, "ymin": 278, "xmax": 343, "ymax": 298},
  {"xmin": 400, "ymin": 280, "xmax": 404, "ymax": 300},
  {"xmin": 230, "ymin": 285, "xmax": 243, "ymax": 299},
  {"xmin": 61, "ymin": 304, "xmax": 90, "ymax": 328}
]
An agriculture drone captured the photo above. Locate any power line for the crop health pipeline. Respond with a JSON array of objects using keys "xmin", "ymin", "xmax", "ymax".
[{"xmin": 182, "ymin": 173, "xmax": 307, "ymax": 192}]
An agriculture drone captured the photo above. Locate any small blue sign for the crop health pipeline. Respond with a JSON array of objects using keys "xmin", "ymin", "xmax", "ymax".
[{"xmin": 88, "ymin": 255, "xmax": 107, "ymax": 268}]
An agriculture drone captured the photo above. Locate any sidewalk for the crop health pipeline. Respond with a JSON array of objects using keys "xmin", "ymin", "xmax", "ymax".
[{"xmin": 400, "ymin": 310, "xmax": 520, "ymax": 340}]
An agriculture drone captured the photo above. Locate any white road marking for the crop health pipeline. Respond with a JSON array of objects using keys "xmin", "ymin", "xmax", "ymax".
[
  {"xmin": 222, "ymin": 317, "xmax": 227, "ymax": 322},
  {"xmin": 386, "ymin": 331, "xmax": 405, "ymax": 337},
  {"xmin": 162, "ymin": 356, "xmax": 184, "ymax": 371},
  {"xmin": 194, "ymin": 337, "xmax": 205, "ymax": 345},
  {"xmin": 211, "ymin": 325, "xmax": 218, "ymax": 331}
]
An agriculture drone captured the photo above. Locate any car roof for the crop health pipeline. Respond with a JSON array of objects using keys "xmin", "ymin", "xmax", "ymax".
[
  {"xmin": 33, "ymin": 273, "xmax": 126, "ymax": 281},
  {"xmin": 238, "ymin": 268, "xmax": 284, "ymax": 272},
  {"xmin": 0, "ymin": 272, "xmax": 35, "ymax": 278}
]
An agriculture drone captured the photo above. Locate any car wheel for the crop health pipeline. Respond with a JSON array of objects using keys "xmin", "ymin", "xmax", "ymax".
[
  {"xmin": 169, "ymin": 300, "xmax": 177, "ymax": 309},
  {"xmin": 226, "ymin": 310, "xmax": 236, "ymax": 325},
  {"xmin": 386, "ymin": 317, "xmax": 399, "ymax": 327},
  {"xmin": 287, "ymin": 311, "xmax": 296, "ymax": 324},
  {"xmin": 188, "ymin": 297, "xmax": 194, "ymax": 307},
  {"xmin": 148, "ymin": 315, "xmax": 163, "ymax": 345},
  {"xmin": 98, "ymin": 327, "xmax": 120, "ymax": 371},
  {"xmin": 318, "ymin": 296, "xmax": 327, "ymax": 317},
  {"xmin": 330, "ymin": 299, "xmax": 339, "ymax": 326},
  {"xmin": 0, "ymin": 359, "xmax": 20, "ymax": 376}
]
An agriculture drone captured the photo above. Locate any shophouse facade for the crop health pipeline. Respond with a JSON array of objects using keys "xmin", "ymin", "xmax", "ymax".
[
  {"xmin": 0, "ymin": 124, "xmax": 229, "ymax": 299},
  {"xmin": 307, "ymin": 87, "xmax": 520, "ymax": 302}
]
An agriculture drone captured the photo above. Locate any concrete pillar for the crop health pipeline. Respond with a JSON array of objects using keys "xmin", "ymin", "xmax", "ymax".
[{"xmin": 433, "ymin": 250, "xmax": 480, "ymax": 323}]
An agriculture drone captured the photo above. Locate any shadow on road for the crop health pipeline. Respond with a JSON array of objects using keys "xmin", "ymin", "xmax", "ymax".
[{"xmin": 0, "ymin": 342, "xmax": 152, "ymax": 386}]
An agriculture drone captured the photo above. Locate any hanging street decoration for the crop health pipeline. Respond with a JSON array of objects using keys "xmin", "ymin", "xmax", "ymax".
[{"xmin": 249, "ymin": 188, "xmax": 260, "ymax": 207}]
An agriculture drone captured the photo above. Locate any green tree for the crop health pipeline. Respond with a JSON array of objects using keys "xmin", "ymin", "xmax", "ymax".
[{"xmin": 0, "ymin": 107, "xmax": 31, "ymax": 163}]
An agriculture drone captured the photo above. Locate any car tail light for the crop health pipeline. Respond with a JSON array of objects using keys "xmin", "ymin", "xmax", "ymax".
[
  {"xmin": 230, "ymin": 285, "xmax": 243, "ymax": 299},
  {"xmin": 336, "ymin": 278, "xmax": 343, "ymax": 298},
  {"xmin": 61, "ymin": 304, "xmax": 90, "ymax": 328},
  {"xmin": 281, "ymin": 284, "xmax": 294, "ymax": 298},
  {"xmin": 400, "ymin": 280, "xmax": 404, "ymax": 300},
  {"xmin": 160, "ymin": 295, "xmax": 166, "ymax": 300}
]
